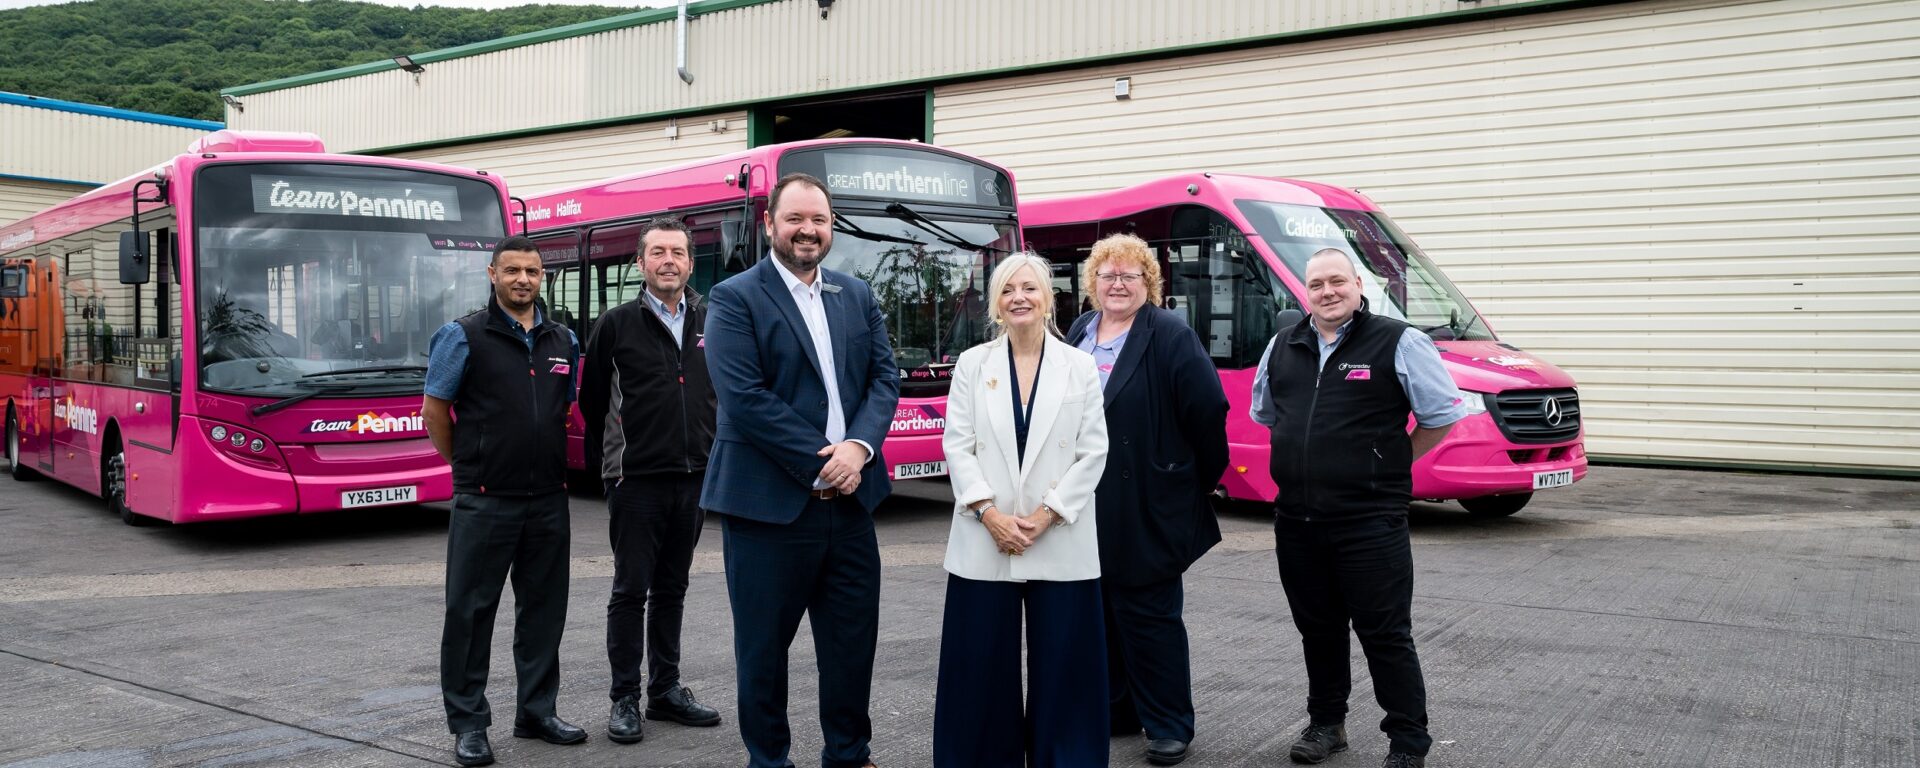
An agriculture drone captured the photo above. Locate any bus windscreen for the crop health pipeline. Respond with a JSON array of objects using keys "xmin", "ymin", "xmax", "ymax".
[
  {"xmin": 192, "ymin": 163, "xmax": 507, "ymax": 396},
  {"xmin": 1234, "ymin": 200, "xmax": 1494, "ymax": 342}
]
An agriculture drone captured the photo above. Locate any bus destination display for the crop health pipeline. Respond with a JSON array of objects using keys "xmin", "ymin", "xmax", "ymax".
[
  {"xmin": 823, "ymin": 150, "xmax": 980, "ymax": 206},
  {"xmin": 251, "ymin": 175, "xmax": 464, "ymax": 222}
]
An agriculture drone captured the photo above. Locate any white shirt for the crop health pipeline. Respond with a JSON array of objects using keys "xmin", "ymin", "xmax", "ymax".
[{"xmin": 771, "ymin": 256, "xmax": 872, "ymax": 488}]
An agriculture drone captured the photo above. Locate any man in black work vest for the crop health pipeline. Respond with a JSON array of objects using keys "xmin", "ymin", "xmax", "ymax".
[
  {"xmin": 1250, "ymin": 249, "xmax": 1465, "ymax": 768},
  {"xmin": 424, "ymin": 236, "xmax": 585, "ymax": 767},
  {"xmin": 579, "ymin": 217, "xmax": 723, "ymax": 746}
]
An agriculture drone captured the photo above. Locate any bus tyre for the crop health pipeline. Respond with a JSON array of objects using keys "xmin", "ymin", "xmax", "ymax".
[
  {"xmin": 6, "ymin": 409, "xmax": 39, "ymax": 481},
  {"xmin": 105, "ymin": 447, "xmax": 150, "ymax": 527},
  {"xmin": 1461, "ymin": 492, "xmax": 1531, "ymax": 518}
]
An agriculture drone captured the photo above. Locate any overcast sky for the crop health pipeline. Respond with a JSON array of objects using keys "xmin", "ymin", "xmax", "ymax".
[{"xmin": 0, "ymin": 0, "xmax": 657, "ymax": 10}]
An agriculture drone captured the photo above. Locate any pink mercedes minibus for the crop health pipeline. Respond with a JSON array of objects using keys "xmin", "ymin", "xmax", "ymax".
[{"xmin": 1023, "ymin": 173, "xmax": 1584, "ymax": 516}]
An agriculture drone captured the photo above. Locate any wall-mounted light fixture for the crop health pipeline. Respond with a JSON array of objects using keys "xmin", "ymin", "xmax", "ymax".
[
  {"xmin": 393, "ymin": 55, "xmax": 425, "ymax": 74},
  {"xmin": 1114, "ymin": 77, "xmax": 1132, "ymax": 100},
  {"xmin": 220, "ymin": 94, "xmax": 244, "ymax": 113},
  {"xmin": 817, "ymin": 0, "xmax": 834, "ymax": 19}
]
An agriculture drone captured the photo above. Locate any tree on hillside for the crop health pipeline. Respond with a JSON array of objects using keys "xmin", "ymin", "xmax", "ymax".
[{"xmin": 0, "ymin": 0, "xmax": 638, "ymax": 121}]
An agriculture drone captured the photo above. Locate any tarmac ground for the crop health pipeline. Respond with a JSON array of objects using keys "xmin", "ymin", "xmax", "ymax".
[{"xmin": 0, "ymin": 464, "xmax": 1915, "ymax": 767}]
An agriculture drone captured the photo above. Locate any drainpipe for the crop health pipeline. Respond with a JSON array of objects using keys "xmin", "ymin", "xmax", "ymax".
[{"xmin": 676, "ymin": 0, "xmax": 694, "ymax": 84}]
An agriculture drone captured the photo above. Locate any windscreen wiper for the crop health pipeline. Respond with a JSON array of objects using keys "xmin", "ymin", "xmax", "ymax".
[
  {"xmin": 304, "ymin": 365, "xmax": 428, "ymax": 378},
  {"xmin": 248, "ymin": 381, "xmax": 374, "ymax": 418},
  {"xmin": 832, "ymin": 215, "xmax": 927, "ymax": 247},
  {"xmin": 882, "ymin": 202, "xmax": 1011, "ymax": 254}
]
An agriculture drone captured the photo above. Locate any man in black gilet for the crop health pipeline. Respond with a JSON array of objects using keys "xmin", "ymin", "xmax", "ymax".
[
  {"xmin": 424, "ymin": 236, "xmax": 584, "ymax": 766},
  {"xmin": 1250, "ymin": 249, "xmax": 1465, "ymax": 768},
  {"xmin": 578, "ymin": 217, "xmax": 723, "ymax": 746}
]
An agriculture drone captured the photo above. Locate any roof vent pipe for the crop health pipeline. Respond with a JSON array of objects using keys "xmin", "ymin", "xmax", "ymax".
[{"xmin": 676, "ymin": 0, "xmax": 694, "ymax": 84}]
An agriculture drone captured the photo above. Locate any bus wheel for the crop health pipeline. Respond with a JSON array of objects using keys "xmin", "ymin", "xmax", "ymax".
[
  {"xmin": 1461, "ymin": 493, "xmax": 1531, "ymax": 518},
  {"xmin": 104, "ymin": 445, "xmax": 150, "ymax": 527},
  {"xmin": 6, "ymin": 408, "xmax": 39, "ymax": 481}
]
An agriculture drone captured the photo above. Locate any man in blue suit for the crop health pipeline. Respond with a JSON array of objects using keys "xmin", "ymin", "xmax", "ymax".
[{"xmin": 700, "ymin": 172, "xmax": 900, "ymax": 768}]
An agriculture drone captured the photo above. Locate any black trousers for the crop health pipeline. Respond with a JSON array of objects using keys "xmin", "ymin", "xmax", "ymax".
[
  {"xmin": 1275, "ymin": 513, "xmax": 1431, "ymax": 756},
  {"xmin": 721, "ymin": 496, "xmax": 880, "ymax": 768},
  {"xmin": 932, "ymin": 574, "xmax": 1108, "ymax": 768},
  {"xmin": 1104, "ymin": 576, "xmax": 1198, "ymax": 742},
  {"xmin": 606, "ymin": 474, "xmax": 705, "ymax": 701},
  {"xmin": 440, "ymin": 490, "xmax": 571, "ymax": 734}
]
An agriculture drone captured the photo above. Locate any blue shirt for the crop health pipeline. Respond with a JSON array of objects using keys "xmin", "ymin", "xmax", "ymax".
[
  {"xmin": 642, "ymin": 289, "xmax": 687, "ymax": 347},
  {"xmin": 425, "ymin": 305, "xmax": 581, "ymax": 402},
  {"xmin": 1249, "ymin": 317, "xmax": 1464, "ymax": 430},
  {"xmin": 1073, "ymin": 313, "xmax": 1129, "ymax": 389}
]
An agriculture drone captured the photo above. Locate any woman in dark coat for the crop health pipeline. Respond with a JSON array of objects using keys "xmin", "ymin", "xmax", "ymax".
[{"xmin": 1064, "ymin": 233, "xmax": 1229, "ymax": 766}]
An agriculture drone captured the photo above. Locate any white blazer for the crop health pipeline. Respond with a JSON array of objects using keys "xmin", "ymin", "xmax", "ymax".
[{"xmin": 942, "ymin": 334, "xmax": 1109, "ymax": 582}]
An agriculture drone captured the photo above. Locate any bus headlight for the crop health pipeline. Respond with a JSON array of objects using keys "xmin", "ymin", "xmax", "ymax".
[
  {"xmin": 249, "ymin": 438, "xmax": 265, "ymax": 453},
  {"xmin": 231, "ymin": 431, "xmax": 247, "ymax": 447},
  {"xmin": 210, "ymin": 426, "xmax": 228, "ymax": 441},
  {"xmin": 1458, "ymin": 391, "xmax": 1488, "ymax": 414}
]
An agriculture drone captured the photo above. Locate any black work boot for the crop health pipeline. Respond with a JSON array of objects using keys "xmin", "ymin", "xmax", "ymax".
[
  {"xmin": 1288, "ymin": 723, "xmax": 1348, "ymax": 764},
  {"xmin": 607, "ymin": 695, "xmax": 644, "ymax": 744}
]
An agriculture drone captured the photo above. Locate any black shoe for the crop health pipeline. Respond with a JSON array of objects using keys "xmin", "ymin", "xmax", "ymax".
[
  {"xmin": 1288, "ymin": 723, "xmax": 1348, "ymax": 764},
  {"xmin": 607, "ymin": 695, "xmax": 644, "ymax": 744},
  {"xmin": 513, "ymin": 714, "xmax": 588, "ymax": 745},
  {"xmin": 453, "ymin": 730, "xmax": 494, "ymax": 767},
  {"xmin": 1145, "ymin": 738, "xmax": 1190, "ymax": 766},
  {"xmin": 647, "ymin": 685, "xmax": 722, "ymax": 727},
  {"xmin": 1383, "ymin": 753, "xmax": 1426, "ymax": 768}
]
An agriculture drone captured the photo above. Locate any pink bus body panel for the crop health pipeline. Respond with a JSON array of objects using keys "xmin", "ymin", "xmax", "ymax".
[
  {"xmin": 0, "ymin": 137, "xmax": 509, "ymax": 523},
  {"xmin": 1023, "ymin": 173, "xmax": 1586, "ymax": 504},
  {"xmin": 524, "ymin": 139, "xmax": 1012, "ymax": 483}
]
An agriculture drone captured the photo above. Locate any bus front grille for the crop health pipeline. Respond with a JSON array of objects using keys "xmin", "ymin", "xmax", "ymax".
[{"xmin": 1487, "ymin": 388, "xmax": 1581, "ymax": 444}]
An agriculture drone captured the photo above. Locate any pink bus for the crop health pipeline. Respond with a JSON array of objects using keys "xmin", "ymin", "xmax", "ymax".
[
  {"xmin": 521, "ymin": 139, "xmax": 1019, "ymax": 482},
  {"xmin": 1023, "ymin": 173, "xmax": 1585, "ymax": 517},
  {"xmin": 0, "ymin": 130, "xmax": 510, "ymax": 525}
]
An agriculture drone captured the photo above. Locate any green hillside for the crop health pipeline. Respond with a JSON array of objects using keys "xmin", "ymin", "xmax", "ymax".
[{"xmin": 0, "ymin": 0, "xmax": 635, "ymax": 121}]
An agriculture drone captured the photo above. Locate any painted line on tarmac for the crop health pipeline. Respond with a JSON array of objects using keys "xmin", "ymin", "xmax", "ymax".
[
  {"xmin": 1214, "ymin": 509, "xmax": 1916, "ymax": 552},
  {"xmin": 0, "ymin": 543, "xmax": 952, "ymax": 604},
  {"xmin": 0, "ymin": 511, "xmax": 1906, "ymax": 604}
]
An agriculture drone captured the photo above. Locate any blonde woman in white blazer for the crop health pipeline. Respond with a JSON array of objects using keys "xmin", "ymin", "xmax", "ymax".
[{"xmin": 932, "ymin": 252, "xmax": 1110, "ymax": 768}]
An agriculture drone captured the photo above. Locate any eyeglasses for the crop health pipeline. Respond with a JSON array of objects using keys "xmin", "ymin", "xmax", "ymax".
[{"xmin": 1096, "ymin": 272, "xmax": 1145, "ymax": 285}]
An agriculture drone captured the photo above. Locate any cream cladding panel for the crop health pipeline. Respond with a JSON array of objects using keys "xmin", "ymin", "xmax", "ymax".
[
  {"xmin": 0, "ymin": 179, "xmax": 90, "ymax": 228},
  {"xmin": 226, "ymin": 0, "xmax": 1553, "ymax": 153},
  {"xmin": 0, "ymin": 104, "xmax": 208, "ymax": 185},
  {"xmin": 937, "ymin": 0, "xmax": 1920, "ymax": 472},
  {"xmin": 389, "ymin": 112, "xmax": 750, "ymax": 198}
]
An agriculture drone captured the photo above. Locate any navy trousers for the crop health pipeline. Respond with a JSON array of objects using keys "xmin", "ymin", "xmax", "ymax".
[
  {"xmin": 440, "ymin": 490, "xmax": 571, "ymax": 734},
  {"xmin": 932, "ymin": 574, "xmax": 1108, "ymax": 768},
  {"xmin": 1275, "ymin": 513, "xmax": 1431, "ymax": 756},
  {"xmin": 1104, "ymin": 575, "xmax": 1198, "ymax": 742},
  {"xmin": 721, "ymin": 496, "xmax": 880, "ymax": 768}
]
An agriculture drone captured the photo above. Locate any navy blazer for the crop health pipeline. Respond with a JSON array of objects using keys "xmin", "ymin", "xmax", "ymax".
[
  {"xmin": 1066, "ymin": 304, "xmax": 1229, "ymax": 586},
  {"xmin": 699, "ymin": 257, "xmax": 901, "ymax": 521}
]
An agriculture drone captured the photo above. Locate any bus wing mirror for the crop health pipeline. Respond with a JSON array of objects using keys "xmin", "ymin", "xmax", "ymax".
[
  {"xmin": 0, "ymin": 265, "xmax": 26, "ymax": 298},
  {"xmin": 1275, "ymin": 308, "xmax": 1304, "ymax": 330},
  {"xmin": 119, "ymin": 230, "xmax": 152, "ymax": 285},
  {"xmin": 720, "ymin": 221, "xmax": 753, "ymax": 272}
]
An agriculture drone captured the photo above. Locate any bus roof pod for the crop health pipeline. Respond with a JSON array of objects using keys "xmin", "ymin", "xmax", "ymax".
[{"xmin": 186, "ymin": 130, "xmax": 327, "ymax": 155}]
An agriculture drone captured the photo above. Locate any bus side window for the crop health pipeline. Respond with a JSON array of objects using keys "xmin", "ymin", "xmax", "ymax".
[{"xmin": 532, "ymin": 232, "xmax": 581, "ymax": 338}]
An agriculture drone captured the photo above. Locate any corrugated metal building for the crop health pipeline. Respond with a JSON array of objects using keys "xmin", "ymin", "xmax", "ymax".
[
  {"xmin": 0, "ymin": 93, "xmax": 223, "ymax": 226},
  {"xmin": 221, "ymin": 0, "xmax": 1920, "ymax": 475}
]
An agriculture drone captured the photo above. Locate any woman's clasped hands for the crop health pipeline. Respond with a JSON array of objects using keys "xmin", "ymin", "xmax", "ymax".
[{"xmin": 982, "ymin": 505, "xmax": 1060, "ymax": 556}]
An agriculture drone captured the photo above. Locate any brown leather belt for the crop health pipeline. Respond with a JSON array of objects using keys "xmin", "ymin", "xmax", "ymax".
[{"xmin": 809, "ymin": 488, "xmax": 842, "ymax": 500}]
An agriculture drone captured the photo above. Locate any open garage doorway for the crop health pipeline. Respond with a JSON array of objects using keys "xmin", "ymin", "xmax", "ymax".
[{"xmin": 751, "ymin": 90, "xmax": 928, "ymax": 146}]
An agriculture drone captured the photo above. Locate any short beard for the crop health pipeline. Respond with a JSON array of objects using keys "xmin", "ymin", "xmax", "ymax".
[
  {"xmin": 496, "ymin": 287, "xmax": 536, "ymax": 313},
  {"xmin": 772, "ymin": 238, "xmax": 827, "ymax": 274}
]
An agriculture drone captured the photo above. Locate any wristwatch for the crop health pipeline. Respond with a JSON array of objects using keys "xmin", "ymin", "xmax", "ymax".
[{"xmin": 970, "ymin": 503, "xmax": 994, "ymax": 521}]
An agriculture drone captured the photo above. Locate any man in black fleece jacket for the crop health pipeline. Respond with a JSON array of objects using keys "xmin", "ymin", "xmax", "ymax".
[{"xmin": 578, "ymin": 217, "xmax": 722, "ymax": 747}]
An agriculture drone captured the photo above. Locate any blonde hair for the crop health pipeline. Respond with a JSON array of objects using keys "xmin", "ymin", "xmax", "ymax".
[
  {"xmin": 986, "ymin": 251, "xmax": 1062, "ymax": 339},
  {"xmin": 1081, "ymin": 233, "xmax": 1163, "ymax": 306}
]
